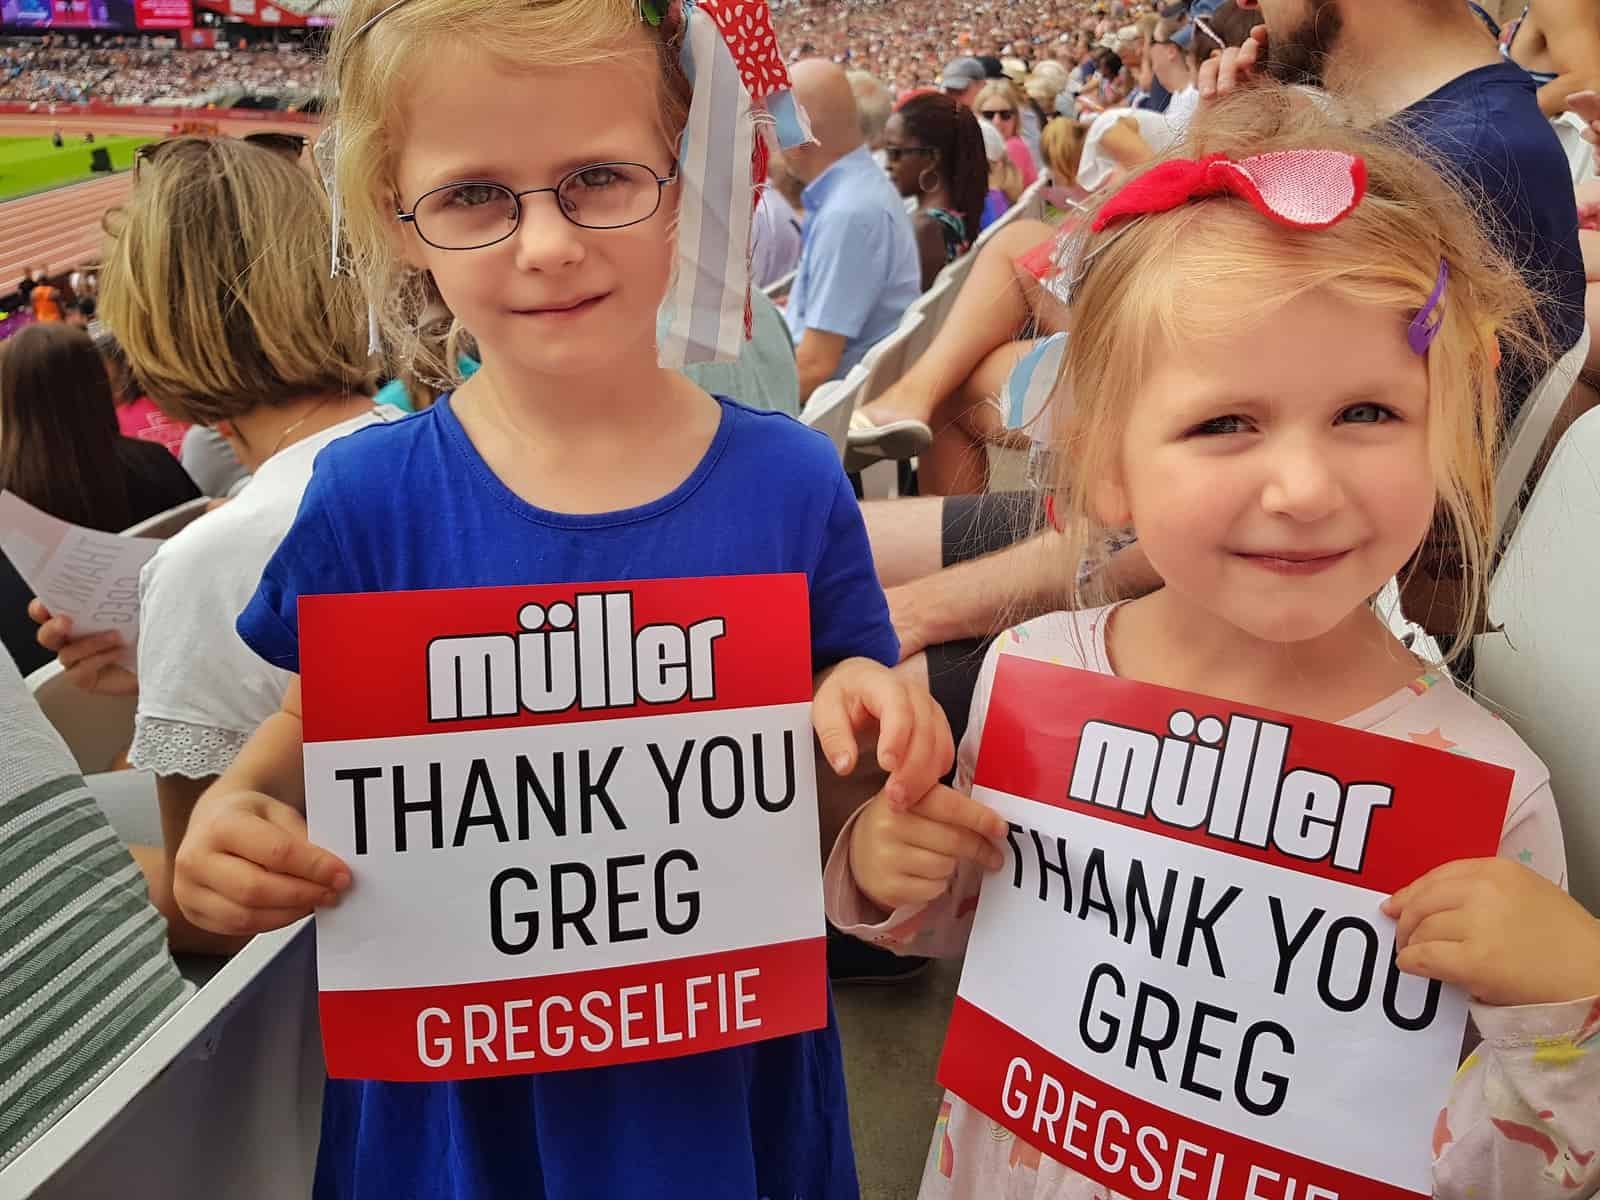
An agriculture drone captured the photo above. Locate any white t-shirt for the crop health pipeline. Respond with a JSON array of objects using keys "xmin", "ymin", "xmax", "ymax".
[{"xmin": 128, "ymin": 407, "xmax": 401, "ymax": 779}]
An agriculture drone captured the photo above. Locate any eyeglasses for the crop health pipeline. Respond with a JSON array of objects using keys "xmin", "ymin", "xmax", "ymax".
[
  {"xmin": 981, "ymin": 108, "xmax": 1018, "ymax": 122},
  {"xmin": 397, "ymin": 162, "xmax": 679, "ymax": 251},
  {"xmin": 883, "ymin": 145, "xmax": 936, "ymax": 163},
  {"xmin": 133, "ymin": 131, "xmax": 308, "ymax": 180}
]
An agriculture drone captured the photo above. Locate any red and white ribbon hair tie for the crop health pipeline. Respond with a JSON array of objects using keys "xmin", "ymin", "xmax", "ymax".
[{"xmin": 1091, "ymin": 149, "xmax": 1368, "ymax": 233}]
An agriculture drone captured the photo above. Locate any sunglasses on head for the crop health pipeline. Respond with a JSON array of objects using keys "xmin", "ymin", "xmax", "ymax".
[
  {"xmin": 133, "ymin": 131, "xmax": 308, "ymax": 179},
  {"xmin": 981, "ymin": 108, "xmax": 1017, "ymax": 121}
]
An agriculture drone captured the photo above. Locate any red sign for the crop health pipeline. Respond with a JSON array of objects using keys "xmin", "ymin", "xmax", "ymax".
[
  {"xmin": 938, "ymin": 657, "xmax": 1511, "ymax": 1198},
  {"xmin": 135, "ymin": 0, "xmax": 191, "ymax": 28},
  {"xmin": 299, "ymin": 575, "xmax": 827, "ymax": 1082}
]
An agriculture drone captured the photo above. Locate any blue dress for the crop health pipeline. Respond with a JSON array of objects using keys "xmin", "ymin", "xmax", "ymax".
[{"xmin": 238, "ymin": 396, "xmax": 896, "ymax": 1200}]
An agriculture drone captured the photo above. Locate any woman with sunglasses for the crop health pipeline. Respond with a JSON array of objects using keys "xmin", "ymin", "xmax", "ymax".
[
  {"xmin": 32, "ymin": 136, "xmax": 387, "ymax": 954},
  {"xmin": 883, "ymin": 92, "xmax": 988, "ymax": 290},
  {"xmin": 974, "ymin": 79, "xmax": 1038, "ymax": 188}
]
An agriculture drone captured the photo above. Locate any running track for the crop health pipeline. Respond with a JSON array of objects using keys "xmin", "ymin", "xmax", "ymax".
[{"xmin": 0, "ymin": 112, "xmax": 318, "ymax": 291}]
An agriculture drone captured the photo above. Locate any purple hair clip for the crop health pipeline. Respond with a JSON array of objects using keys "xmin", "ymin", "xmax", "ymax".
[{"xmin": 1408, "ymin": 259, "xmax": 1449, "ymax": 356}]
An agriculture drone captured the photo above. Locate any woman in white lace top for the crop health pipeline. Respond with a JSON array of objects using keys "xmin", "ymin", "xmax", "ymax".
[{"xmin": 32, "ymin": 137, "xmax": 387, "ymax": 952}]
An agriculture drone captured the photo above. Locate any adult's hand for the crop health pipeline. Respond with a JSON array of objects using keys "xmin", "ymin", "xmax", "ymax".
[
  {"xmin": 1197, "ymin": 24, "xmax": 1268, "ymax": 100},
  {"xmin": 1570, "ymin": 89, "xmax": 1600, "ymax": 150},
  {"xmin": 29, "ymin": 599, "xmax": 139, "ymax": 696}
]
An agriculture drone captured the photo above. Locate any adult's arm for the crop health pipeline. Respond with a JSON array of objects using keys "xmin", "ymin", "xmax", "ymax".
[
  {"xmin": 887, "ymin": 528, "xmax": 1162, "ymax": 661},
  {"xmin": 1532, "ymin": 0, "xmax": 1600, "ymax": 117},
  {"xmin": 796, "ymin": 329, "xmax": 849, "ymax": 404},
  {"xmin": 912, "ymin": 213, "xmax": 948, "ymax": 292}
]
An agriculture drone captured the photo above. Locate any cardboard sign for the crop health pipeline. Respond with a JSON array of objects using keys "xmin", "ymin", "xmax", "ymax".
[
  {"xmin": 937, "ymin": 657, "xmax": 1511, "ymax": 1200},
  {"xmin": 298, "ymin": 575, "xmax": 826, "ymax": 1082}
]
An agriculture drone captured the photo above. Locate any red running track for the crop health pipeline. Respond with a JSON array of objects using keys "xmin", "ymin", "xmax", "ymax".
[{"xmin": 0, "ymin": 112, "xmax": 318, "ymax": 293}]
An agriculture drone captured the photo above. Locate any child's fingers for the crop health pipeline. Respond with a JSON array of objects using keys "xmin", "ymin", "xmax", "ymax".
[
  {"xmin": 1383, "ymin": 858, "xmax": 1482, "ymax": 915},
  {"xmin": 1395, "ymin": 939, "xmax": 1475, "ymax": 990},
  {"xmin": 1399, "ymin": 910, "xmax": 1471, "ymax": 953},
  {"xmin": 216, "ymin": 804, "xmax": 351, "ymax": 890},
  {"xmin": 177, "ymin": 880, "xmax": 323, "ymax": 937},
  {"xmin": 884, "ymin": 690, "xmax": 955, "ymax": 811},
  {"xmin": 897, "ymin": 810, "xmax": 1005, "ymax": 871},
  {"xmin": 891, "ymin": 843, "xmax": 959, "ymax": 882},
  {"xmin": 914, "ymin": 786, "xmax": 1010, "ymax": 844},
  {"xmin": 1389, "ymin": 879, "xmax": 1472, "ymax": 949},
  {"xmin": 879, "ymin": 874, "xmax": 954, "ymax": 909},
  {"xmin": 811, "ymin": 688, "xmax": 860, "ymax": 776}
]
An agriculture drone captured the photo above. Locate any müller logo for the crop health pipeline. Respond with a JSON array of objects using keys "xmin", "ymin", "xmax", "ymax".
[
  {"xmin": 426, "ymin": 591, "xmax": 727, "ymax": 722},
  {"xmin": 1069, "ymin": 709, "xmax": 1393, "ymax": 873}
]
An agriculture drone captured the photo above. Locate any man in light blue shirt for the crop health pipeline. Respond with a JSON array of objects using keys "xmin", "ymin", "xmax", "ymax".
[{"xmin": 783, "ymin": 59, "xmax": 921, "ymax": 405}]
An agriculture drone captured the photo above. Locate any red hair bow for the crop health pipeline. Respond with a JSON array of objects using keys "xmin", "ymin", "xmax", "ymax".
[{"xmin": 1091, "ymin": 150, "xmax": 1368, "ymax": 233}]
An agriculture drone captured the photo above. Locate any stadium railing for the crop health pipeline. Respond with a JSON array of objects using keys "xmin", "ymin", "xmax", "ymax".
[
  {"xmin": 0, "ymin": 921, "xmax": 323, "ymax": 1200},
  {"xmin": 1477, "ymin": 405, "xmax": 1600, "ymax": 912}
]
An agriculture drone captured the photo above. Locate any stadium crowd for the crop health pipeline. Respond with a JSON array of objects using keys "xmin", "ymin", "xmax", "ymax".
[
  {"xmin": 0, "ymin": 40, "xmax": 317, "ymax": 104},
  {"xmin": 4, "ymin": 0, "xmax": 1600, "ymax": 1196}
]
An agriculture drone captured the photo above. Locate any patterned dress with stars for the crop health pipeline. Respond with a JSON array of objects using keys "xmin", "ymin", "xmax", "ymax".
[{"xmin": 826, "ymin": 605, "xmax": 1600, "ymax": 1200}]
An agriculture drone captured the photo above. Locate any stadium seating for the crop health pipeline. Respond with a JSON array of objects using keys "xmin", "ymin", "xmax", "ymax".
[
  {"xmin": 1494, "ymin": 326, "xmax": 1591, "ymax": 545},
  {"xmin": 1477, "ymin": 406, "xmax": 1600, "ymax": 914}
]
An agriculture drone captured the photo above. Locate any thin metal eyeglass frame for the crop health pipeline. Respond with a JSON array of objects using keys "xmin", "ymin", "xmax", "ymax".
[{"xmin": 395, "ymin": 162, "xmax": 680, "ymax": 250}]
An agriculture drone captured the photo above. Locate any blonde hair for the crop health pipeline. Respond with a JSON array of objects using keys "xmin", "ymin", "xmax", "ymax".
[
  {"xmin": 324, "ymin": 0, "xmax": 693, "ymax": 389},
  {"xmin": 1050, "ymin": 86, "xmax": 1544, "ymax": 655},
  {"xmin": 847, "ymin": 69, "xmax": 893, "ymax": 147},
  {"xmin": 1041, "ymin": 117, "xmax": 1087, "ymax": 188},
  {"xmin": 100, "ymin": 137, "xmax": 374, "ymax": 426},
  {"xmin": 975, "ymin": 79, "xmax": 1024, "ymax": 119},
  {"xmin": 1024, "ymin": 74, "xmax": 1063, "ymax": 116}
]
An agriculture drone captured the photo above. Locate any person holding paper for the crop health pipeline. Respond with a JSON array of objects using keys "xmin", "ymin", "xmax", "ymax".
[
  {"xmin": 828, "ymin": 91, "xmax": 1600, "ymax": 1200},
  {"xmin": 0, "ymin": 322, "xmax": 199, "ymax": 675},
  {"xmin": 31, "ymin": 136, "xmax": 390, "ymax": 955},
  {"xmin": 168, "ymin": 1, "xmax": 955, "ymax": 1197}
]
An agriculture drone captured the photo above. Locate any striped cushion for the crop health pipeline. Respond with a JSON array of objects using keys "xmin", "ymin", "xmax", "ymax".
[{"xmin": 0, "ymin": 652, "xmax": 192, "ymax": 1168}]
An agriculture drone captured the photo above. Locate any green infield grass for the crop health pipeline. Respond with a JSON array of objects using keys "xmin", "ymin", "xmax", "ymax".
[{"xmin": 0, "ymin": 134, "xmax": 155, "ymax": 203}]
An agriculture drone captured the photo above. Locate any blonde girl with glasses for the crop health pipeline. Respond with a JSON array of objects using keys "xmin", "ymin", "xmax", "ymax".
[{"xmin": 169, "ymin": 1, "xmax": 957, "ymax": 1196}]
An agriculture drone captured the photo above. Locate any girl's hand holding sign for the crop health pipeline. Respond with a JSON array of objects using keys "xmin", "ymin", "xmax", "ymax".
[
  {"xmin": 848, "ymin": 785, "xmax": 1009, "ymax": 913},
  {"xmin": 1386, "ymin": 858, "xmax": 1600, "ymax": 1008}
]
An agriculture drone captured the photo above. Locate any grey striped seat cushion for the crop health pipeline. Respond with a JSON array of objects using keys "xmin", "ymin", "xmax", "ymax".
[{"xmin": 0, "ymin": 651, "xmax": 192, "ymax": 1168}]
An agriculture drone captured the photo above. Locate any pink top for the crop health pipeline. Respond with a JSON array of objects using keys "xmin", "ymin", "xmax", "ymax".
[
  {"xmin": 115, "ymin": 397, "xmax": 189, "ymax": 459},
  {"xmin": 826, "ymin": 606, "xmax": 1599, "ymax": 1200},
  {"xmin": 1007, "ymin": 136, "xmax": 1039, "ymax": 188}
]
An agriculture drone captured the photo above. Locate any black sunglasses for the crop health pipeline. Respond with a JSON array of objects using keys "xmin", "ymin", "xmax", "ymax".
[
  {"xmin": 981, "ymin": 108, "xmax": 1018, "ymax": 121},
  {"xmin": 133, "ymin": 131, "xmax": 308, "ymax": 180}
]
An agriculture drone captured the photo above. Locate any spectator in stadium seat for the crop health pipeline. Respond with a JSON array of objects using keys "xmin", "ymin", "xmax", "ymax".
[
  {"xmin": 979, "ymin": 116, "xmax": 1024, "ymax": 222},
  {"xmin": 784, "ymin": 58, "xmax": 921, "ymax": 403},
  {"xmin": 883, "ymin": 92, "xmax": 988, "ymax": 289},
  {"xmin": 847, "ymin": 68, "xmax": 894, "ymax": 159},
  {"xmin": 1494, "ymin": 0, "xmax": 1600, "ymax": 117},
  {"xmin": 31, "ymin": 137, "xmax": 384, "ymax": 955},
  {"xmin": 941, "ymin": 55, "xmax": 987, "ymax": 109},
  {"xmin": 0, "ymin": 322, "xmax": 200, "ymax": 677},
  {"xmin": 98, "ymin": 328, "xmax": 189, "ymax": 459},
  {"xmin": 0, "ymin": 644, "xmax": 191, "ymax": 1168},
  {"xmin": 750, "ymin": 182, "xmax": 804, "ymax": 289},
  {"xmin": 975, "ymin": 79, "xmax": 1039, "ymax": 185}
]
